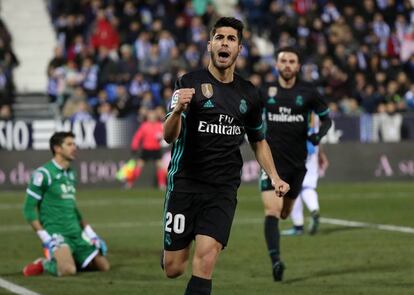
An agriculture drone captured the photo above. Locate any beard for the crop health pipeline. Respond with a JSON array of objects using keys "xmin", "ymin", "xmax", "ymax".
[
  {"xmin": 62, "ymin": 152, "xmax": 76, "ymax": 162},
  {"xmin": 279, "ymin": 69, "xmax": 298, "ymax": 81},
  {"xmin": 210, "ymin": 50, "xmax": 238, "ymax": 70}
]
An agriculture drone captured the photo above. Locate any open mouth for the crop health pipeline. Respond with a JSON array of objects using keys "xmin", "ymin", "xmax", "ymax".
[{"xmin": 218, "ymin": 51, "xmax": 230, "ymax": 62}]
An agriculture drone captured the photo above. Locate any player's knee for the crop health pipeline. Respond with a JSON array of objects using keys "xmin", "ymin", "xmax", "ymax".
[
  {"xmin": 59, "ymin": 264, "xmax": 77, "ymax": 276},
  {"xmin": 99, "ymin": 260, "xmax": 110, "ymax": 272},
  {"xmin": 264, "ymin": 209, "xmax": 280, "ymax": 217},
  {"xmin": 164, "ymin": 262, "xmax": 186, "ymax": 279},
  {"xmin": 164, "ymin": 267, "xmax": 185, "ymax": 279},
  {"xmin": 194, "ymin": 249, "xmax": 219, "ymax": 275}
]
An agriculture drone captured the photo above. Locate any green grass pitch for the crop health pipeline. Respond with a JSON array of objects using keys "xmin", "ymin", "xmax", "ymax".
[{"xmin": 0, "ymin": 182, "xmax": 413, "ymax": 295}]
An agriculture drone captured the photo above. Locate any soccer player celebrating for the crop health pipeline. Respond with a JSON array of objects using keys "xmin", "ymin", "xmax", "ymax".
[
  {"xmin": 22, "ymin": 131, "xmax": 110, "ymax": 277},
  {"xmin": 161, "ymin": 17, "xmax": 289, "ymax": 295},
  {"xmin": 260, "ymin": 47, "xmax": 332, "ymax": 281}
]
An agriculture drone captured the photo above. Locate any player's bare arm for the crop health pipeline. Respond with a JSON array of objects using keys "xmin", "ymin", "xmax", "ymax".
[
  {"xmin": 163, "ymin": 88, "xmax": 195, "ymax": 143},
  {"xmin": 250, "ymin": 139, "xmax": 290, "ymax": 197}
]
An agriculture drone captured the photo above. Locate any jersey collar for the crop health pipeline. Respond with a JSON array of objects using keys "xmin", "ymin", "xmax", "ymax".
[{"xmin": 52, "ymin": 159, "xmax": 64, "ymax": 170}]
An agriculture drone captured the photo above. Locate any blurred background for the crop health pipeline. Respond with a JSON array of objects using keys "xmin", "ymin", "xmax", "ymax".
[
  {"xmin": 0, "ymin": 2, "xmax": 413, "ymax": 295},
  {"xmin": 0, "ymin": 0, "xmax": 413, "ymax": 188}
]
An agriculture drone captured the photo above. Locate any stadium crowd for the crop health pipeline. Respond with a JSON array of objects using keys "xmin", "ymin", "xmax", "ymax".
[
  {"xmin": 0, "ymin": 17, "xmax": 18, "ymax": 120},
  {"xmin": 42, "ymin": 0, "xmax": 414, "ymax": 140}
]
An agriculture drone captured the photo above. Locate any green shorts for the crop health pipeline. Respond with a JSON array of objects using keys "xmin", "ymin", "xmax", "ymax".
[{"xmin": 50, "ymin": 232, "xmax": 99, "ymax": 269}]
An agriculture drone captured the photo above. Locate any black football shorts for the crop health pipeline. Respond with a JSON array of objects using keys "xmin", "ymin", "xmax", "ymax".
[
  {"xmin": 259, "ymin": 167, "xmax": 306, "ymax": 199},
  {"xmin": 141, "ymin": 149, "xmax": 162, "ymax": 161},
  {"xmin": 162, "ymin": 190, "xmax": 237, "ymax": 251}
]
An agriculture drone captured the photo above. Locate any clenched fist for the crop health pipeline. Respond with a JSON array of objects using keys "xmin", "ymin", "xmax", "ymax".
[{"xmin": 171, "ymin": 88, "xmax": 195, "ymax": 114}]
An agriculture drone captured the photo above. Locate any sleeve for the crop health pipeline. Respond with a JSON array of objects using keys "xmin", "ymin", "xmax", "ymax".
[
  {"xmin": 23, "ymin": 194, "xmax": 39, "ymax": 222},
  {"xmin": 310, "ymin": 88, "xmax": 332, "ymax": 138},
  {"xmin": 165, "ymin": 76, "xmax": 190, "ymax": 118},
  {"xmin": 130, "ymin": 123, "xmax": 144, "ymax": 151},
  {"xmin": 23, "ymin": 168, "xmax": 50, "ymax": 222},
  {"xmin": 310, "ymin": 88, "xmax": 330, "ymax": 117},
  {"xmin": 25, "ymin": 168, "xmax": 49, "ymax": 202},
  {"xmin": 245, "ymin": 87, "xmax": 265, "ymax": 143}
]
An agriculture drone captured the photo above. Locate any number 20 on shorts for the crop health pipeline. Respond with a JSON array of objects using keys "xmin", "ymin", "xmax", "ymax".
[{"xmin": 165, "ymin": 212, "xmax": 185, "ymax": 234}]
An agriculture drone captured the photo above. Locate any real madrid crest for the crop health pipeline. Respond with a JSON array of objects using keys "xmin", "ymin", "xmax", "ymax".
[
  {"xmin": 201, "ymin": 83, "xmax": 213, "ymax": 98},
  {"xmin": 239, "ymin": 99, "xmax": 248, "ymax": 114},
  {"xmin": 268, "ymin": 86, "xmax": 277, "ymax": 97},
  {"xmin": 295, "ymin": 95, "xmax": 303, "ymax": 106}
]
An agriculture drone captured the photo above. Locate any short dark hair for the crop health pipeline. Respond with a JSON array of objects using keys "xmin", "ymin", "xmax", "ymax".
[
  {"xmin": 210, "ymin": 17, "xmax": 244, "ymax": 44},
  {"xmin": 275, "ymin": 46, "xmax": 301, "ymax": 63},
  {"xmin": 50, "ymin": 131, "xmax": 75, "ymax": 155}
]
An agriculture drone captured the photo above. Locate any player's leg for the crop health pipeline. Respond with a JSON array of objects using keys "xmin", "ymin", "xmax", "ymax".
[
  {"xmin": 184, "ymin": 235, "xmax": 221, "ymax": 295},
  {"xmin": 23, "ymin": 236, "xmax": 76, "ymax": 277},
  {"xmin": 127, "ymin": 158, "xmax": 145, "ymax": 187},
  {"xmin": 53, "ymin": 245, "xmax": 77, "ymax": 276},
  {"xmin": 163, "ymin": 246, "xmax": 191, "ymax": 278},
  {"xmin": 87, "ymin": 255, "xmax": 110, "ymax": 271},
  {"xmin": 23, "ymin": 255, "xmax": 71, "ymax": 277},
  {"xmin": 301, "ymin": 187, "xmax": 320, "ymax": 234},
  {"xmin": 184, "ymin": 191, "xmax": 236, "ymax": 294},
  {"xmin": 155, "ymin": 159, "xmax": 167, "ymax": 190},
  {"xmin": 262, "ymin": 189, "xmax": 283, "ymax": 260},
  {"xmin": 301, "ymin": 153, "xmax": 320, "ymax": 234},
  {"xmin": 263, "ymin": 190, "xmax": 296, "ymax": 281},
  {"xmin": 261, "ymin": 168, "xmax": 305, "ymax": 281},
  {"xmin": 192, "ymin": 235, "xmax": 222, "ymax": 278},
  {"xmin": 261, "ymin": 169, "xmax": 284, "ymax": 281},
  {"xmin": 162, "ymin": 191, "xmax": 196, "ymax": 278},
  {"xmin": 71, "ymin": 233, "xmax": 110, "ymax": 272},
  {"xmin": 282, "ymin": 196, "xmax": 305, "ymax": 235}
]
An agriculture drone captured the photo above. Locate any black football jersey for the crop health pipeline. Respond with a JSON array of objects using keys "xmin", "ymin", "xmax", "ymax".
[
  {"xmin": 261, "ymin": 80, "xmax": 329, "ymax": 170},
  {"xmin": 167, "ymin": 69, "xmax": 264, "ymax": 193}
]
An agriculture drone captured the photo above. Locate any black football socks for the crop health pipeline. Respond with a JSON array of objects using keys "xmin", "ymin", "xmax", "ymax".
[
  {"xmin": 265, "ymin": 215, "xmax": 280, "ymax": 265},
  {"xmin": 184, "ymin": 275, "xmax": 212, "ymax": 295}
]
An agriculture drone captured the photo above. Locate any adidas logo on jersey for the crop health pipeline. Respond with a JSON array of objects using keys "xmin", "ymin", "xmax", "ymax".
[
  {"xmin": 267, "ymin": 97, "xmax": 276, "ymax": 104},
  {"xmin": 203, "ymin": 100, "xmax": 214, "ymax": 108}
]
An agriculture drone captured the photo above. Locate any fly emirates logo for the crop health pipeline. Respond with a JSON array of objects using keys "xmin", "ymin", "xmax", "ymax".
[
  {"xmin": 267, "ymin": 107, "xmax": 304, "ymax": 122},
  {"xmin": 198, "ymin": 114, "xmax": 242, "ymax": 135}
]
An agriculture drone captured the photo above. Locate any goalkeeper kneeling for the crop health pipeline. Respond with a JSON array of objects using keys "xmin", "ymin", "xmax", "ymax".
[{"xmin": 22, "ymin": 131, "xmax": 110, "ymax": 277}]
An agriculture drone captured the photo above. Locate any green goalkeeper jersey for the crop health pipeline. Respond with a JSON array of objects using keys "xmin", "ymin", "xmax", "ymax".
[{"xmin": 24, "ymin": 160, "xmax": 82, "ymax": 237}]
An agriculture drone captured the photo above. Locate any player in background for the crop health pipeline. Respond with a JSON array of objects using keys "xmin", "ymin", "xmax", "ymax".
[
  {"xmin": 282, "ymin": 113, "xmax": 329, "ymax": 236},
  {"xmin": 162, "ymin": 17, "xmax": 289, "ymax": 295},
  {"xmin": 260, "ymin": 47, "xmax": 332, "ymax": 281},
  {"xmin": 22, "ymin": 131, "xmax": 110, "ymax": 277},
  {"xmin": 127, "ymin": 109, "xmax": 166, "ymax": 189}
]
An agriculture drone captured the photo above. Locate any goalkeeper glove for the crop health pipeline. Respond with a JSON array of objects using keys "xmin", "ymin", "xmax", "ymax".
[
  {"xmin": 308, "ymin": 133, "xmax": 321, "ymax": 146},
  {"xmin": 83, "ymin": 225, "xmax": 108, "ymax": 256},
  {"xmin": 37, "ymin": 230, "xmax": 59, "ymax": 260}
]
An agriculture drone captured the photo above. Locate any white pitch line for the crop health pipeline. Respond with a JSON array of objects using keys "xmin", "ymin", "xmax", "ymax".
[
  {"xmin": 1, "ymin": 217, "xmax": 414, "ymax": 234},
  {"xmin": 321, "ymin": 217, "xmax": 414, "ymax": 234},
  {"xmin": 0, "ymin": 198, "xmax": 163, "ymax": 210},
  {"xmin": 0, "ymin": 278, "xmax": 40, "ymax": 295}
]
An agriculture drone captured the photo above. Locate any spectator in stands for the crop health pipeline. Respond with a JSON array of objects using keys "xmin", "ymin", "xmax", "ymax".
[
  {"xmin": 70, "ymin": 99, "xmax": 94, "ymax": 122},
  {"xmin": 90, "ymin": 9, "xmax": 119, "ymax": 52},
  {"xmin": 139, "ymin": 43, "xmax": 169, "ymax": 82},
  {"xmin": 113, "ymin": 84, "xmax": 136, "ymax": 118},
  {"xmin": 404, "ymin": 84, "xmax": 414, "ymax": 111},
  {"xmin": 374, "ymin": 101, "xmax": 403, "ymax": 142},
  {"xmin": 43, "ymin": 0, "xmax": 414, "ymax": 127},
  {"xmin": 115, "ymin": 44, "xmax": 137, "ymax": 84},
  {"xmin": 80, "ymin": 56, "xmax": 99, "ymax": 97}
]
